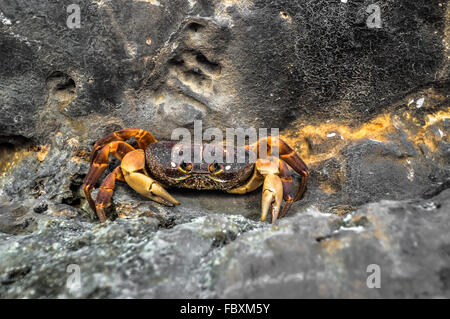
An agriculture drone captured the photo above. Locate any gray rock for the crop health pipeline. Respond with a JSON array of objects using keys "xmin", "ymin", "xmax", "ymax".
[
  {"xmin": 1, "ymin": 188, "xmax": 449, "ymax": 298},
  {"xmin": 0, "ymin": 0, "xmax": 448, "ymax": 142},
  {"xmin": 0, "ymin": 0, "xmax": 449, "ymax": 298},
  {"xmin": 210, "ymin": 189, "xmax": 450, "ymax": 298}
]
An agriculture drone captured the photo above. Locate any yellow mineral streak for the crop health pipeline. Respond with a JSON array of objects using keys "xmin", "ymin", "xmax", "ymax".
[
  {"xmin": 402, "ymin": 110, "xmax": 450, "ymax": 152},
  {"xmin": 36, "ymin": 145, "xmax": 51, "ymax": 162},
  {"xmin": 0, "ymin": 145, "xmax": 32, "ymax": 176},
  {"xmin": 1, "ymin": 143, "xmax": 52, "ymax": 176},
  {"xmin": 423, "ymin": 110, "xmax": 450, "ymax": 129},
  {"xmin": 282, "ymin": 109, "xmax": 450, "ymax": 165},
  {"xmin": 282, "ymin": 113, "xmax": 394, "ymax": 164}
]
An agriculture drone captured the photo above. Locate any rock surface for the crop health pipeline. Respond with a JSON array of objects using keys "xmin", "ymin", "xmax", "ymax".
[
  {"xmin": 0, "ymin": 0, "xmax": 449, "ymax": 298},
  {"xmin": 1, "ymin": 0, "xmax": 448, "ymax": 141},
  {"xmin": 1, "ymin": 188, "xmax": 449, "ymax": 298}
]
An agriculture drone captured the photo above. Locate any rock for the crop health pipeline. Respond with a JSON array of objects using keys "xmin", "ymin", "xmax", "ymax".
[
  {"xmin": 0, "ymin": 0, "xmax": 449, "ymax": 298},
  {"xmin": 0, "ymin": 201, "xmax": 262, "ymax": 298},
  {"xmin": 1, "ymin": 189, "xmax": 449, "ymax": 298},
  {"xmin": 209, "ymin": 189, "xmax": 450, "ymax": 298},
  {"xmin": 0, "ymin": 0, "xmax": 448, "ymax": 142}
]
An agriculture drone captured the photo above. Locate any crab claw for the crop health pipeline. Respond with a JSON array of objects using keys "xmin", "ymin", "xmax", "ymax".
[
  {"xmin": 261, "ymin": 174, "xmax": 283, "ymax": 222},
  {"xmin": 148, "ymin": 180, "xmax": 180, "ymax": 206},
  {"xmin": 124, "ymin": 171, "xmax": 180, "ymax": 206},
  {"xmin": 121, "ymin": 150, "xmax": 180, "ymax": 206}
]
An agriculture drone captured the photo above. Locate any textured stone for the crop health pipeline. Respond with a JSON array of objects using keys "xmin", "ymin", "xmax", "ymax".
[
  {"xmin": 1, "ymin": 189, "xmax": 449, "ymax": 298},
  {"xmin": 1, "ymin": 0, "xmax": 448, "ymax": 142},
  {"xmin": 0, "ymin": 0, "xmax": 449, "ymax": 298}
]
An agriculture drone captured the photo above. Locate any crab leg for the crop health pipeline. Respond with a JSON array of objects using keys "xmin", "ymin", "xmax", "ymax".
[
  {"xmin": 83, "ymin": 141, "xmax": 136, "ymax": 212},
  {"xmin": 278, "ymin": 159, "xmax": 296, "ymax": 218},
  {"xmin": 95, "ymin": 166, "xmax": 125, "ymax": 222},
  {"xmin": 256, "ymin": 158, "xmax": 284, "ymax": 222},
  {"xmin": 277, "ymin": 138, "xmax": 309, "ymax": 202},
  {"xmin": 261, "ymin": 174, "xmax": 283, "ymax": 222},
  {"xmin": 90, "ymin": 128, "xmax": 157, "ymax": 163},
  {"xmin": 121, "ymin": 149, "xmax": 180, "ymax": 206},
  {"xmin": 251, "ymin": 136, "xmax": 309, "ymax": 201},
  {"xmin": 227, "ymin": 167, "xmax": 264, "ymax": 195}
]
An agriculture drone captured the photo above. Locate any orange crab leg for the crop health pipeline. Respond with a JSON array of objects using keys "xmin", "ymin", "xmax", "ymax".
[
  {"xmin": 278, "ymin": 159, "xmax": 294, "ymax": 202},
  {"xmin": 121, "ymin": 149, "xmax": 180, "ymax": 206},
  {"xmin": 227, "ymin": 167, "xmax": 264, "ymax": 195},
  {"xmin": 83, "ymin": 141, "xmax": 135, "ymax": 212},
  {"xmin": 256, "ymin": 158, "xmax": 284, "ymax": 222},
  {"xmin": 90, "ymin": 128, "xmax": 157, "ymax": 163},
  {"xmin": 251, "ymin": 136, "xmax": 309, "ymax": 201},
  {"xmin": 277, "ymin": 159, "xmax": 297, "ymax": 219},
  {"xmin": 277, "ymin": 138, "xmax": 309, "ymax": 202},
  {"xmin": 95, "ymin": 166, "xmax": 125, "ymax": 222}
]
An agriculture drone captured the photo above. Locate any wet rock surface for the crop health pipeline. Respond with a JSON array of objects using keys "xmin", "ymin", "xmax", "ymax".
[
  {"xmin": 0, "ymin": 0, "xmax": 449, "ymax": 298},
  {"xmin": 1, "ymin": 188, "xmax": 449, "ymax": 298}
]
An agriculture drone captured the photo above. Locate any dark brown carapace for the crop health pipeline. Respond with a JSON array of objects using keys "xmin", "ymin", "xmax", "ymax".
[
  {"xmin": 83, "ymin": 128, "xmax": 309, "ymax": 223},
  {"xmin": 145, "ymin": 141, "xmax": 254, "ymax": 190}
]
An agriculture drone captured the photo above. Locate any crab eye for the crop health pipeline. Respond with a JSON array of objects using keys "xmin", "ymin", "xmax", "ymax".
[
  {"xmin": 179, "ymin": 161, "xmax": 193, "ymax": 173},
  {"xmin": 208, "ymin": 162, "xmax": 223, "ymax": 174}
]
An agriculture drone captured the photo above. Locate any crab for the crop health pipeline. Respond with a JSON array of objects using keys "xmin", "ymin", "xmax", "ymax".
[{"xmin": 82, "ymin": 129, "xmax": 309, "ymax": 223}]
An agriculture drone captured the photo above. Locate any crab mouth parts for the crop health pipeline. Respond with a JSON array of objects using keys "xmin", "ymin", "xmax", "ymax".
[
  {"xmin": 207, "ymin": 175, "xmax": 229, "ymax": 183},
  {"xmin": 171, "ymin": 175, "xmax": 190, "ymax": 182},
  {"xmin": 171, "ymin": 174, "xmax": 229, "ymax": 183},
  {"xmin": 167, "ymin": 173, "xmax": 234, "ymax": 189}
]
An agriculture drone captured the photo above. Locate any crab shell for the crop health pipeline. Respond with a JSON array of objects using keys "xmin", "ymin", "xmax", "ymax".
[
  {"xmin": 83, "ymin": 128, "xmax": 309, "ymax": 223},
  {"xmin": 145, "ymin": 141, "xmax": 255, "ymax": 190}
]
